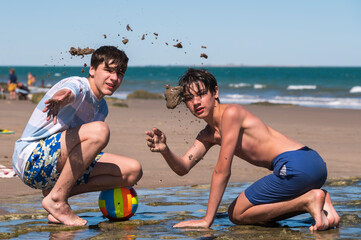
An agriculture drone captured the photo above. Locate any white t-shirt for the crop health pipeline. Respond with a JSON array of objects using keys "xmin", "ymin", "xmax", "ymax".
[{"xmin": 12, "ymin": 76, "xmax": 108, "ymax": 180}]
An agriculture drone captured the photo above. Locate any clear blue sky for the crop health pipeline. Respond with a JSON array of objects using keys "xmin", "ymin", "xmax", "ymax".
[{"xmin": 1, "ymin": 0, "xmax": 360, "ymax": 66}]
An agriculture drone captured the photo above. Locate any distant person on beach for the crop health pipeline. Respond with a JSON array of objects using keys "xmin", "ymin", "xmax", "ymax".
[
  {"xmin": 41, "ymin": 79, "xmax": 45, "ymax": 88},
  {"xmin": 27, "ymin": 72, "xmax": 36, "ymax": 86},
  {"xmin": 145, "ymin": 68, "xmax": 339, "ymax": 231},
  {"xmin": 8, "ymin": 68, "xmax": 17, "ymax": 100},
  {"xmin": 12, "ymin": 46, "xmax": 142, "ymax": 226},
  {"xmin": 16, "ymin": 83, "xmax": 29, "ymax": 100}
]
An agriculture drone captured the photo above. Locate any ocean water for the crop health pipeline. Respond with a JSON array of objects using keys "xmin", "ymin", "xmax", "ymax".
[{"xmin": 1, "ymin": 66, "xmax": 361, "ymax": 109}]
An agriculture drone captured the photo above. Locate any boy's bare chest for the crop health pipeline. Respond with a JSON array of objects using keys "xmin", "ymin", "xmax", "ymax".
[
  {"xmin": 210, "ymin": 131, "xmax": 222, "ymax": 145},
  {"xmin": 209, "ymin": 130, "xmax": 249, "ymax": 156}
]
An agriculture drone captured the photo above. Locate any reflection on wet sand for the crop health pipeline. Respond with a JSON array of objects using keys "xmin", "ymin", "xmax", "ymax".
[{"xmin": 0, "ymin": 177, "xmax": 360, "ymax": 239}]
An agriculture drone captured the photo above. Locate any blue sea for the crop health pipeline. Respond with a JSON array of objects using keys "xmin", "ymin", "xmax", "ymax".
[{"xmin": 1, "ymin": 66, "xmax": 361, "ymax": 109}]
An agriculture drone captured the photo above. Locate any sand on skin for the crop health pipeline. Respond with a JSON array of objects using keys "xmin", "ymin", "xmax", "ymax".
[{"xmin": 0, "ymin": 98, "xmax": 361, "ymax": 203}]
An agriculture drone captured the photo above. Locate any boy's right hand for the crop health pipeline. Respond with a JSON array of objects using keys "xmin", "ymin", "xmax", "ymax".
[
  {"xmin": 145, "ymin": 128, "xmax": 167, "ymax": 152},
  {"xmin": 43, "ymin": 89, "xmax": 72, "ymax": 124}
]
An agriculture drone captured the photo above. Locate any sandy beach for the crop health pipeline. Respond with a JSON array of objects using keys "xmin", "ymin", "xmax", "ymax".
[{"xmin": 1, "ymin": 98, "xmax": 361, "ymax": 202}]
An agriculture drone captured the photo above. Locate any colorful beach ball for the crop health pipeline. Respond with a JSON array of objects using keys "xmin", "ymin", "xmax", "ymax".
[{"xmin": 98, "ymin": 187, "xmax": 138, "ymax": 220}]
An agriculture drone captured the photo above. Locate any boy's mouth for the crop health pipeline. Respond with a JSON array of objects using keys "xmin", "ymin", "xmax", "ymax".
[
  {"xmin": 195, "ymin": 107, "xmax": 204, "ymax": 114},
  {"xmin": 106, "ymin": 83, "xmax": 115, "ymax": 90}
]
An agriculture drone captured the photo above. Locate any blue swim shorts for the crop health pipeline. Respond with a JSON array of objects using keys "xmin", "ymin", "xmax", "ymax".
[
  {"xmin": 244, "ymin": 147, "xmax": 327, "ymax": 205},
  {"xmin": 23, "ymin": 132, "xmax": 104, "ymax": 190}
]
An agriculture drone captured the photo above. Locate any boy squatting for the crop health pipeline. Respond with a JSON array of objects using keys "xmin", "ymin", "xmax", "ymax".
[{"xmin": 13, "ymin": 46, "xmax": 142, "ymax": 226}]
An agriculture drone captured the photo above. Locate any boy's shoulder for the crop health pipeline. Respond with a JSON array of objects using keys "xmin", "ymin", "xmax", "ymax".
[
  {"xmin": 59, "ymin": 76, "xmax": 88, "ymax": 85},
  {"xmin": 222, "ymin": 104, "xmax": 247, "ymax": 120},
  {"xmin": 223, "ymin": 103, "xmax": 246, "ymax": 112},
  {"xmin": 53, "ymin": 76, "xmax": 90, "ymax": 93}
]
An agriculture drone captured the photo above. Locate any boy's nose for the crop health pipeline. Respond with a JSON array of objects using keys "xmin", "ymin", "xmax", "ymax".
[
  {"xmin": 111, "ymin": 72, "xmax": 117, "ymax": 78},
  {"xmin": 192, "ymin": 95, "xmax": 201, "ymax": 104},
  {"xmin": 109, "ymin": 72, "xmax": 119, "ymax": 81}
]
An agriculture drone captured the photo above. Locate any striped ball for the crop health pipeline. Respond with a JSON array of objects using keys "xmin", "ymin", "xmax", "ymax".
[{"xmin": 98, "ymin": 187, "xmax": 138, "ymax": 220}]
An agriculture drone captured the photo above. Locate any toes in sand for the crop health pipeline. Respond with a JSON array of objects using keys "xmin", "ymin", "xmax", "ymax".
[{"xmin": 307, "ymin": 189, "xmax": 330, "ymax": 231}]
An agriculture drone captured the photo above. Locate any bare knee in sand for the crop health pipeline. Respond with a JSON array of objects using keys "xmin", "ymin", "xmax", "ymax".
[{"xmin": 228, "ymin": 189, "xmax": 333, "ymax": 231}]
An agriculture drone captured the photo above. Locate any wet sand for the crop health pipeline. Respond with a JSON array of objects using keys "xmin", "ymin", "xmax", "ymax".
[
  {"xmin": 1, "ymin": 179, "xmax": 361, "ymax": 239},
  {"xmin": 0, "ymin": 98, "xmax": 361, "ymax": 201}
]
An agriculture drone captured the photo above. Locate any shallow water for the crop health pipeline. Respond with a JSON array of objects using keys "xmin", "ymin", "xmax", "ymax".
[{"xmin": 1, "ymin": 177, "xmax": 360, "ymax": 239}]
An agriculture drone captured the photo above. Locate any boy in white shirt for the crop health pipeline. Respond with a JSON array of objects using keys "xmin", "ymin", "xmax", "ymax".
[{"xmin": 13, "ymin": 46, "xmax": 142, "ymax": 226}]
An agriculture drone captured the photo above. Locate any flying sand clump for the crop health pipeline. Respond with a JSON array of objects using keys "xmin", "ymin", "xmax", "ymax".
[
  {"xmin": 173, "ymin": 42, "xmax": 183, "ymax": 48},
  {"xmin": 164, "ymin": 84, "xmax": 183, "ymax": 109},
  {"xmin": 122, "ymin": 39, "xmax": 129, "ymax": 45},
  {"xmin": 69, "ymin": 47, "xmax": 95, "ymax": 58},
  {"xmin": 126, "ymin": 24, "xmax": 133, "ymax": 31},
  {"xmin": 67, "ymin": 23, "xmax": 209, "ymax": 106},
  {"xmin": 200, "ymin": 53, "xmax": 208, "ymax": 59}
]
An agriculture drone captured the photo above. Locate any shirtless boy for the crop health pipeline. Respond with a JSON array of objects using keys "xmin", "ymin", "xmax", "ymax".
[
  {"xmin": 13, "ymin": 46, "xmax": 142, "ymax": 226},
  {"xmin": 145, "ymin": 68, "xmax": 339, "ymax": 231}
]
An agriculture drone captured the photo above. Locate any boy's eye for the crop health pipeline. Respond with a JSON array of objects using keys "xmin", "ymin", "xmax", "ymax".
[
  {"xmin": 105, "ymin": 68, "xmax": 116, "ymax": 73},
  {"xmin": 117, "ymin": 70, "xmax": 125, "ymax": 76},
  {"xmin": 199, "ymin": 90, "xmax": 207, "ymax": 96},
  {"xmin": 183, "ymin": 95, "xmax": 193, "ymax": 101}
]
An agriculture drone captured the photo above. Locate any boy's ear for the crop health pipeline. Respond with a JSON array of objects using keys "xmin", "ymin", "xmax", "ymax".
[
  {"xmin": 214, "ymin": 86, "xmax": 219, "ymax": 99},
  {"xmin": 89, "ymin": 65, "xmax": 95, "ymax": 77}
]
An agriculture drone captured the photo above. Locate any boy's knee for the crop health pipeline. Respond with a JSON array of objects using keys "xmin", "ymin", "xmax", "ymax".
[
  {"xmin": 228, "ymin": 199, "xmax": 246, "ymax": 225},
  {"xmin": 127, "ymin": 160, "xmax": 143, "ymax": 185},
  {"xmin": 228, "ymin": 209, "xmax": 245, "ymax": 225},
  {"xmin": 90, "ymin": 122, "xmax": 110, "ymax": 145},
  {"xmin": 228, "ymin": 203, "xmax": 238, "ymax": 224}
]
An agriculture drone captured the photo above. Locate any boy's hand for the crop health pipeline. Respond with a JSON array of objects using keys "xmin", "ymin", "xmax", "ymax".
[
  {"xmin": 173, "ymin": 219, "xmax": 210, "ymax": 228},
  {"xmin": 43, "ymin": 89, "xmax": 72, "ymax": 124},
  {"xmin": 145, "ymin": 128, "xmax": 167, "ymax": 152}
]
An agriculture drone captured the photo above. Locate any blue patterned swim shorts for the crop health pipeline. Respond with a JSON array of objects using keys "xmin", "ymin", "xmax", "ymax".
[{"xmin": 23, "ymin": 132, "xmax": 103, "ymax": 190}]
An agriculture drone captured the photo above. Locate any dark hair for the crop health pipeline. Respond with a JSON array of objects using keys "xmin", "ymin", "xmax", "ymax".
[
  {"xmin": 178, "ymin": 68, "xmax": 219, "ymax": 102},
  {"xmin": 91, "ymin": 46, "xmax": 129, "ymax": 74}
]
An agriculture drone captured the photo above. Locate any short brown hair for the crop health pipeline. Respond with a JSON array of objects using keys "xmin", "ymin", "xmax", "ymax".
[
  {"xmin": 178, "ymin": 68, "xmax": 220, "ymax": 103},
  {"xmin": 91, "ymin": 46, "xmax": 129, "ymax": 74}
]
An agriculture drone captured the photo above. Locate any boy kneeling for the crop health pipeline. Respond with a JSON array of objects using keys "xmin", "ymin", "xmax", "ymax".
[{"xmin": 146, "ymin": 68, "xmax": 339, "ymax": 231}]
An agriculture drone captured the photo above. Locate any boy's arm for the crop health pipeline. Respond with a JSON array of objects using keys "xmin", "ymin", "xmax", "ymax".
[
  {"xmin": 174, "ymin": 105, "xmax": 244, "ymax": 228},
  {"xmin": 42, "ymin": 89, "xmax": 75, "ymax": 124},
  {"xmin": 145, "ymin": 127, "xmax": 212, "ymax": 176}
]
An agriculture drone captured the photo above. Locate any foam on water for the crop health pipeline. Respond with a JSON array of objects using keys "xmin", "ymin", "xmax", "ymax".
[
  {"xmin": 229, "ymin": 83, "xmax": 251, "ymax": 88},
  {"xmin": 221, "ymin": 94, "xmax": 361, "ymax": 109},
  {"xmin": 287, "ymin": 85, "xmax": 317, "ymax": 90},
  {"xmin": 350, "ymin": 86, "xmax": 361, "ymax": 93}
]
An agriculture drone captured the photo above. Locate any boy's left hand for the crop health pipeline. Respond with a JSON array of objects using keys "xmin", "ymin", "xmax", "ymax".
[{"xmin": 173, "ymin": 219, "xmax": 210, "ymax": 228}]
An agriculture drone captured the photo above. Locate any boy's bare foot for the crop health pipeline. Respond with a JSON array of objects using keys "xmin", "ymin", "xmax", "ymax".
[
  {"xmin": 42, "ymin": 195, "xmax": 87, "ymax": 226},
  {"xmin": 48, "ymin": 214, "xmax": 61, "ymax": 224},
  {"xmin": 322, "ymin": 190, "xmax": 340, "ymax": 228},
  {"xmin": 305, "ymin": 189, "xmax": 330, "ymax": 231}
]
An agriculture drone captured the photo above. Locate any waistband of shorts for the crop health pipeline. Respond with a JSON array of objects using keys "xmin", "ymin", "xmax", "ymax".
[{"xmin": 271, "ymin": 146, "xmax": 312, "ymax": 170}]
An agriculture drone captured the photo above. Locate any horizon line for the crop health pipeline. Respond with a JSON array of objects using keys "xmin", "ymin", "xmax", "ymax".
[{"xmin": 1, "ymin": 64, "xmax": 361, "ymax": 68}]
